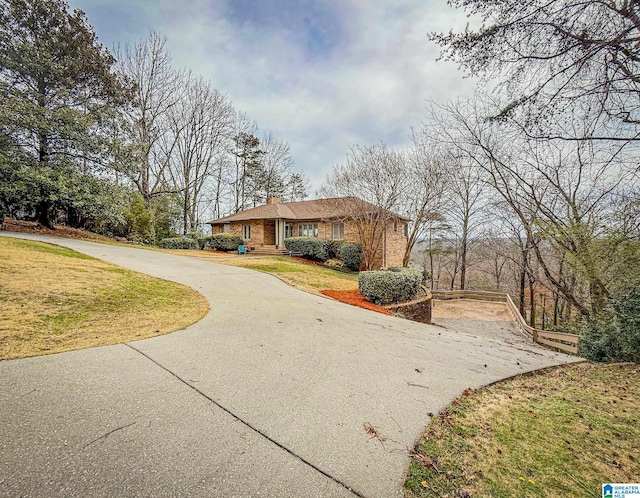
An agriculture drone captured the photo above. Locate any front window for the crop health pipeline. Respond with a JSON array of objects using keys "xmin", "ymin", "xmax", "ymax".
[
  {"xmin": 403, "ymin": 223, "xmax": 409, "ymax": 237},
  {"xmin": 285, "ymin": 223, "xmax": 294, "ymax": 238},
  {"xmin": 393, "ymin": 219, "xmax": 398, "ymax": 232},
  {"xmin": 332, "ymin": 222, "xmax": 344, "ymax": 240},
  {"xmin": 243, "ymin": 224, "xmax": 251, "ymax": 240},
  {"xmin": 298, "ymin": 223, "xmax": 318, "ymax": 237}
]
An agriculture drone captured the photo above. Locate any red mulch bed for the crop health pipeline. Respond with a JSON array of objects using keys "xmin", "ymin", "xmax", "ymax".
[{"xmin": 321, "ymin": 289, "xmax": 391, "ymax": 315}]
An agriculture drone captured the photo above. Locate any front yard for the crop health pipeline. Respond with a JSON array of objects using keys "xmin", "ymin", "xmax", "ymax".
[
  {"xmin": 0, "ymin": 237, "xmax": 208, "ymax": 360},
  {"xmin": 195, "ymin": 253, "xmax": 359, "ymax": 295},
  {"xmin": 3, "ymin": 230, "xmax": 638, "ymax": 498}
]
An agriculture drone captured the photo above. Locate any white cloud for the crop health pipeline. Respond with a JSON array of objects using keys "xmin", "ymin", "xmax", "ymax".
[{"xmin": 69, "ymin": 0, "xmax": 476, "ymax": 191}]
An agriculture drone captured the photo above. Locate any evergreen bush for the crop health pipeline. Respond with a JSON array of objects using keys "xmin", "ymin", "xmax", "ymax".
[
  {"xmin": 203, "ymin": 234, "xmax": 243, "ymax": 251},
  {"xmin": 359, "ymin": 268, "xmax": 421, "ymax": 305},
  {"xmin": 158, "ymin": 237, "xmax": 198, "ymax": 250},
  {"xmin": 284, "ymin": 237, "xmax": 330, "ymax": 261},
  {"xmin": 578, "ymin": 286, "xmax": 640, "ymax": 362},
  {"xmin": 328, "ymin": 240, "xmax": 346, "ymax": 259},
  {"xmin": 340, "ymin": 243, "xmax": 363, "ymax": 271}
]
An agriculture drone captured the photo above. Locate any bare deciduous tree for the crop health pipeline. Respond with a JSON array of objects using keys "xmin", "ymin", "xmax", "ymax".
[
  {"xmin": 115, "ymin": 31, "xmax": 184, "ymax": 207},
  {"xmin": 321, "ymin": 143, "xmax": 409, "ymax": 270},
  {"xmin": 166, "ymin": 75, "xmax": 234, "ymax": 234},
  {"xmin": 426, "ymin": 97, "xmax": 635, "ymax": 317},
  {"xmin": 400, "ymin": 131, "xmax": 448, "ymax": 266},
  {"xmin": 257, "ymin": 131, "xmax": 294, "ymax": 202},
  {"xmin": 431, "ymin": 0, "xmax": 640, "ymax": 142}
]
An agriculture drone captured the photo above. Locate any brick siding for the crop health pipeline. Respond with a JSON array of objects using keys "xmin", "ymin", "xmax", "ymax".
[{"xmin": 215, "ymin": 217, "xmax": 407, "ymax": 268}]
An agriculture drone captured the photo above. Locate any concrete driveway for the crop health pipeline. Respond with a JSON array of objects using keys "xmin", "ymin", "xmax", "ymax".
[{"xmin": 0, "ymin": 233, "xmax": 581, "ymax": 497}]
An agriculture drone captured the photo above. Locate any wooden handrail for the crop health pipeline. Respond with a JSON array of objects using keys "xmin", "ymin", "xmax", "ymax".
[{"xmin": 432, "ymin": 289, "xmax": 580, "ymax": 355}]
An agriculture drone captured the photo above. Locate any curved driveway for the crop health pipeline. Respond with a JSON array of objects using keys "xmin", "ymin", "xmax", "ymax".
[{"xmin": 0, "ymin": 233, "xmax": 581, "ymax": 497}]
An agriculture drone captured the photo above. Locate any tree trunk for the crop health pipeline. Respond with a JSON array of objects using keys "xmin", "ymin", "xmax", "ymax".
[
  {"xmin": 36, "ymin": 201, "xmax": 54, "ymax": 229},
  {"xmin": 519, "ymin": 268, "xmax": 526, "ymax": 316},
  {"xmin": 429, "ymin": 251, "xmax": 435, "ymax": 290},
  {"xmin": 183, "ymin": 188, "xmax": 189, "ymax": 235},
  {"xmin": 553, "ymin": 292, "xmax": 560, "ymax": 327},
  {"xmin": 460, "ymin": 219, "xmax": 468, "ymax": 290},
  {"xmin": 429, "ymin": 227, "xmax": 435, "ymax": 289},
  {"xmin": 528, "ymin": 277, "xmax": 536, "ymax": 328}
]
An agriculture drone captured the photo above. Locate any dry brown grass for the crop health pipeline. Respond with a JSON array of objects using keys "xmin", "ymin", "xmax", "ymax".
[
  {"xmin": 0, "ymin": 237, "xmax": 209, "ymax": 360},
  {"xmin": 406, "ymin": 362, "xmax": 640, "ymax": 497}
]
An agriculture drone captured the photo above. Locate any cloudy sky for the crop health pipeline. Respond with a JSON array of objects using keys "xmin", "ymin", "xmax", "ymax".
[{"xmin": 67, "ymin": 0, "xmax": 475, "ymax": 191}]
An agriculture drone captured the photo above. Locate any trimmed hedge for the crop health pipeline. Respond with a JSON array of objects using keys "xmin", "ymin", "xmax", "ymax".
[
  {"xmin": 284, "ymin": 237, "xmax": 330, "ymax": 261},
  {"xmin": 340, "ymin": 243, "xmax": 363, "ymax": 271},
  {"xmin": 359, "ymin": 267, "xmax": 421, "ymax": 305},
  {"xmin": 158, "ymin": 237, "xmax": 198, "ymax": 250},
  {"xmin": 203, "ymin": 233, "xmax": 243, "ymax": 251},
  {"xmin": 328, "ymin": 240, "xmax": 346, "ymax": 259}
]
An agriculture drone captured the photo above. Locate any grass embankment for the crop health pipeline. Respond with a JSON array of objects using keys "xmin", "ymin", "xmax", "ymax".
[
  {"xmin": 0, "ymin": 237, "xmax": 209, "ymax": 360},
  {"xmin": 406, "ymin": 362, "xmax": 640, "ymax": 497},
  {"xmin": 4, "ymin": 218, "xmax": 117, "ymax": 243},
  {"xmin": 219, "ymin": 256, "xmax": 359, "ymax": 295},
  {"xmin": 167, "ymin": 250, "xmax": 360, "ymax": 296}
]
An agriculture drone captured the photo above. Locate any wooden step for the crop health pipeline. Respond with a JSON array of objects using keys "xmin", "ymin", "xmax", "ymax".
[{"xmin": 247, "ymin": 245, "xmax": 289, "ymax": 256}]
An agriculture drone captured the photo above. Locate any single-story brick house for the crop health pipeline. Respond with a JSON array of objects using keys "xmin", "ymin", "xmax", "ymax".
[{"xmin": 207, "ymin": 196, "xmax": 410, "ymax": 268}]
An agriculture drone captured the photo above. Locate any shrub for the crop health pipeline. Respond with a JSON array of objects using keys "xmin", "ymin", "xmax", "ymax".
[
  {"xmin": 158, "ymin": 237, "xmax": 198, "ymax": 250},
  {"xmin": 577, "ymin": 286, "xmax": 640, "ymax": 362},
  {"xmin": 340, "ymin": 243, "xmax": 363, "ymax": 271},
  {"xmin": 203, "ymin": 233, "xmax": 243, "ymax": 251},
  {"xmin": 328, "ymin": 240, "xmax": 346, "ymax": 259},
  {"xmin": 284, "ymin": 237, "xmax": 330, "ymax": 261},
  {"xmin": 359, "ymin": 267, "xmax": 421, "ymax": 305}
]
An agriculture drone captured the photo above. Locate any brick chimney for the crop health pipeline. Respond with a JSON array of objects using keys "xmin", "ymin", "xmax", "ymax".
[{"xmin": 266, "ymin": 197, "xmax": 281, "ymax": 205}]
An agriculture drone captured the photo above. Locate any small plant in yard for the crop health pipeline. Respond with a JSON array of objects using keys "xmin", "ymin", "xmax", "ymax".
[
  {"xmin": 340, "ymin": 242, "xmax": 364, "ymax": 271},
  {"xmin": 284, "ymin": 236, "xmax": 330, "ymax": 261},
  {"xmin": 405, "ymin": 363, "xmax": 640, "ymax": 497},
  {"xmin": 203, "ymin": 233, "xmax": 243, "ymax": 251},
  {"xmin": 158, "ymin": 237, "xmax": 198, "ymax": 249},
  {"xmin": 359, "ymin": 267, "xmax": 421, "ymax": 304}
]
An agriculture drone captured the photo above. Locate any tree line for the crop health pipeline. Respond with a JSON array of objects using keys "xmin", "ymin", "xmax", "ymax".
[
  {"xmin": 321, "ymin": 0, "xmax": 640, "ymax": 349},
  {"xmin": 0, "ymin": 0, "xmax": 309, "ymax": 241}
]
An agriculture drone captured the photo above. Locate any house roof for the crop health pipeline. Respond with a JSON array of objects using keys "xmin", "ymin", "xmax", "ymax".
[{"xmin": 207, "ymin": 197, "xmax": 411, "ymax": 224}]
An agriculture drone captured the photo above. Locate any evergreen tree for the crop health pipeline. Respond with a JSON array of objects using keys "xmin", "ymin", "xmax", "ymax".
[{"xmin": 0, "ymin": 0, "xmax": 122, "ymax": 227}]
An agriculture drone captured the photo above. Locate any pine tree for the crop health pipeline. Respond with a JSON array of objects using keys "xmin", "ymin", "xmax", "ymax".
[{"xmin": 0, "ymin": 0, "xmax": 122, "ymax": 227}]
